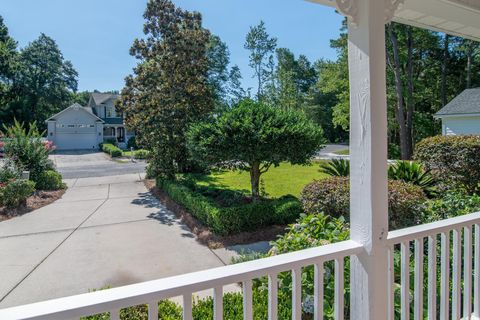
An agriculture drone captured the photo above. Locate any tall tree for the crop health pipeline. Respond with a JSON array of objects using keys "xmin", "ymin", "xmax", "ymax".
[
  {"xmin": 244, "ymin": 21, "xmax": 277, "ymax": 100},
  {"xmin": 15, "ymin": 34, "xmax": 78, "ymax": 125},
  {"xmin": 0, "ymin": 16, "xmax": 19, "ymax": 122},
  {"xmin": 118, "ymin": 0, "xmax": 214, "ymax": 179}
]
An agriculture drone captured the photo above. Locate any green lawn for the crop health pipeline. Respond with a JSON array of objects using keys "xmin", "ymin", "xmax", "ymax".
[
  {"xmin": 333, "ymin": 149, "xmax": 349, "ymax": 155},
  {"xmin": 189, "ymin": 161, "xmax": 329, "ymax": 198}
]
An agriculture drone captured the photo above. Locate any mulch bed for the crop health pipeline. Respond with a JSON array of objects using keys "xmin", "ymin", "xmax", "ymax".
[
  {"xmin": 0, "ymin": 189, "xmax": 66, "ymax": 222},
  {"xmin": 144, "ymin": 179, "xmax": 286, "ymax": 249}
]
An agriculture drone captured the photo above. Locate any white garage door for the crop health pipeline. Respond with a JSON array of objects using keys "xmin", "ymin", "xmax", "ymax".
[{"xmin": 54, "ymin": 133, "xmax": 98, "ymax": 150}]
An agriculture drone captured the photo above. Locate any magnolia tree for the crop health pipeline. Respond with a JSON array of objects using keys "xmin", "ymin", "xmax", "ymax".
[{"xmin": 187, "ymin": 99, "xmax": 325, "ymax": 201}]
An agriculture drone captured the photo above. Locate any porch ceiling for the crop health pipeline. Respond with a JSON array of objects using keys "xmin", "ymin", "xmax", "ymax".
[{"xmin": 307, "ymin": 0, "xmax": 480, "ymax": 41}]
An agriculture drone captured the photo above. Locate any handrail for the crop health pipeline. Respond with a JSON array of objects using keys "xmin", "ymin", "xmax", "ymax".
[
  {"xmin": 387, "ymin": 211, "xmax": 480, "ymax": 244},
  {"xmin": 0, "ymin": 240, "xmax": 362, "ymax": 320}
]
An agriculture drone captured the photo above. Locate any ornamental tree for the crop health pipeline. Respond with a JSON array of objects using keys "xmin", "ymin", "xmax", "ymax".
[{"xmin": 187, "ymin": 99, "xmax": 325, "ymax": 201}]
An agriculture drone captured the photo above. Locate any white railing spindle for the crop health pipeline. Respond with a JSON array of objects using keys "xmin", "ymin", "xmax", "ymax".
[
  {"xmin": 292, "ymin": 268, "xmax": 302, "ymax": 320},
  {"xmin": 243, "ymin": 280, "xmax": 253, "ymax": 320},
  {"xmin": 183, "ymin": 294, "xmax": 192, "ymax": 320},
  {"xmin": 452, "ymin": 229, "xmax": 461, "ymax": 319},
  {"xmin": 148, "ymin": 300, "xmax": 157, "ymax": 320},
  {"xmin": 401, "ymin": 241, "xmax": 410, "ymax": 320},
  {"xmin": 314, "ymin": 262, "xmax": 324, "ymax": 320},
  {"xmin": 334, "ymin": 258, "xmax": 344, "ymax": 320},
  {"xmin": 214, "ymin": 286, "xmax": 223, "ymax": 320},
  {"xmin": 464, "ymin": 226, "xmax": 472, "ymax": 319},
  {"xmin": 110, "ymin": 309, "xmax": 120, "ymax": 320},
  {"xmin": 414, "ymin": 238, "xmax": 423, "ymax": 320},
  {"xmin": 475, "ymin": 224, "xmax": 480, "ymax": 317},
  {"xmin": 440, "ymin": 232, "xmax": 450, "ymax": 320},
  {"xmin": 268, "ymin": 274, "xmax": 278, "ymax": 320},
  {"xmin": 427, "ymin": 235, "xmax": 437, "ymax": 320},
  {"xmin": 388, "ymin": 246, "xmax": 395, "ymax": 320}
]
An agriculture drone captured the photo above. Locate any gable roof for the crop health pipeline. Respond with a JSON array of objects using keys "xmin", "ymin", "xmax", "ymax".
[
  {"xmin": 45, "ymin": 103, "xmax": 105, "ymax": 123},
  {"xmin": 91, "ymin": 92, "xmax": 120, "ymax": 105},
  {"xmin": 435, "ymin": 88, "xmax": 480, "ymax": 117}
]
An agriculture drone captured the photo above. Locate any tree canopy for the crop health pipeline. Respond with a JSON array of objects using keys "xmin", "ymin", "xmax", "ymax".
[{"xmin": 187, "ymin": 99, "xmax": 325, "ymax": 200}]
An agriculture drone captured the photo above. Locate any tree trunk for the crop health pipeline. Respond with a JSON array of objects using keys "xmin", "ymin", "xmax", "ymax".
[
  {"xmin": 441, "ymin": 35, "xmax": 450, "ymax": 107},
  {"xmin": 466, "ymin": 40, "xmax": 473, "ymax": 89},
  {"xmin": 250, "ymin": 162, "xmax": 261, "ymax": 201},
  {"xmin": 405, "ymin": 27, "xmax": 414, "ymax": 158},
  {"xmin": 388, "ymin": 24, "xmax": 410, "ymax": 160}
]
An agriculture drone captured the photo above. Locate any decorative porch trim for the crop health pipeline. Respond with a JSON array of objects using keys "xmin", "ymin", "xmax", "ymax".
[{"xmin": 334, "ymin": 0, "xmax": 404, "ymax": 26}]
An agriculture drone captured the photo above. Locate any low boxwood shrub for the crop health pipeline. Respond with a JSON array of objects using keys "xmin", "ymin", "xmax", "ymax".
[
  {"xmin": 102, "ymin": 143, "xmax": 122, "ymax": 158},
  {"xmin": 414, "ymin": 135, "xmax": 480, "ymax": 193},
  {"xmin": 157, "ymin": 179, "xmax": 302, "ymax": 235},
  {"xmin": 0, "ymin": 179, "xmax": 36, "ymax": 208},
  {"xmin": 134, "ymin": 149, "xmax": 149, "ymax": 159},
  {"xmin": 300, "ymin": 177, "xmax": 427, "ymax": 229},
  {"xmin": 36, "ymin": 170, "xmax": 65, "ymax": 190}
]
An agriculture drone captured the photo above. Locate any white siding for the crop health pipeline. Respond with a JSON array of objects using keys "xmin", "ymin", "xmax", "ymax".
[{"xmin": 442, "ymin": 116, "xmax": 480, "ymax": 135}]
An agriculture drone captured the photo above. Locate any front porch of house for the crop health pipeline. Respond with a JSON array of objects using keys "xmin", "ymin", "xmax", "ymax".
[
  {"xmin": 1, "ymin": 0, "xmax": 480, "ymax": 319},
  {"xmin": 103, "ymin": 126, "xmax": 126, "ymax": 144}
]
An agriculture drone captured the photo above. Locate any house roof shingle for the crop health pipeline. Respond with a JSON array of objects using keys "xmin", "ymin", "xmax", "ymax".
[
  {"xmin": 435, "ymin": 88, "xmax": 480, "ymax": 117},
  {"xmin": 91, "ymin": 92, "xmax": 120, "ymax": 105}
]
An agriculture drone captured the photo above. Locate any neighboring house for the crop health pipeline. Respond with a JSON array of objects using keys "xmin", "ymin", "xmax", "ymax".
[
  {"xmin": 45, "ymin": 92, "xmax": 133, "ymax": 150},
  {"xmin": 435, "ymin": 88, "xmax": 480, "ymax": 136}
]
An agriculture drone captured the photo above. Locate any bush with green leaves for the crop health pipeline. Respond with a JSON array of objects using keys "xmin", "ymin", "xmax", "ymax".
[
  {"xmin": 423, "ymin": 191, "xmax": 480, "ymax": 223},
  {"xmin": 102, "ymin": 143, "xmax": 122, "ymax": 157},
  {"xmin": 388, "ymin": 160, "xmax": 436, "ymax": 196},
  {"xmin": 319, "ymin": 159, "xmax": 349, "ymax": 177},
  {"xmin": 127, "ymin": 136, "xmax": 137, "ymax": 149},
  {"xmin": 134, "ymin": 150, "xmax": 149, "ymax": 159},
  {"xmin": 35, "ymin": 170, "xmax": 65, "ymax": 190},
  {"xmin": 157, "ymin": 179, "xmax": 302, "ymax": 235},
  {"xmin": 0, "ymin": 158, "xmax": 21, "ymax": 183},
  {"xmin": 300, "ymin": 177, "xmax": 427, "ymax": 229},
  {"xmin": 0, "ymin": 179, "xmax": 36, "ymax": 208},
  {"xmin": 2, "ymin": 120, "xmax": 54, "ymax": 183},
  {"xmin": 414, "ymin": 135, "xmax": 480, "ymax": 193},
  {"xmin": 187, "ymin": 98, "xmax": 325, "ymax": 201}
]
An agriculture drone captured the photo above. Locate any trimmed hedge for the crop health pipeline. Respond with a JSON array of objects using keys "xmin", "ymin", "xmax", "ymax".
[
  {"xmin": 414, "ymin": 135, "xmax": 480, "ymax": 193},
  {"xmin": 102, "ymin": 143, "xmax": 122, "ymax": 157},
  {"xmin": 300, "ymin": 177, "xmax": 427, "ymax": 230},
  {"xmin": 157, "ymin": 179, "xmax": 302, "ymax": 235},
  {"xmin": 36, "ymin": 170, "xmax": 65, "ymax": 190},
  {"xmin": 0, "ymin": 179, "xmax": 36, "ymax": 208}
]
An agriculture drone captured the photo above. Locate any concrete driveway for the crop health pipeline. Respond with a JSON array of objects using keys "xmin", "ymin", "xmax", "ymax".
[
  {"xmin": 0, "ymin": 173, "xmax": 237, "ymax": 308},
  {"xmin": 50, "ymin": 151, "xmax": 146, "ymax": 179}
]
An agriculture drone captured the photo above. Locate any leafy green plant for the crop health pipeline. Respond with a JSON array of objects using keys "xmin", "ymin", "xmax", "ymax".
[
  {"xmin": 102, "ymin": 143, "xmax": 122, "ymax": 157},
  {"xmin": 133, "ymin": 150, "xmax": 149, "ymax": 160},
  {"xmin": 0, "ymin": 179, "xmax": 35, "ymax": 208},
  {"xmin": 2, "ymin": 120, "xmax": 54, "ymax": 183},
  {"xmin": 423, "ymin": 191, "xmax": 480, "ymax": 223},
  {"xmin": 414, "ymin": 135, "xmax": 480, "ymax": 193},
  {"xmin": 36, "ymin": 170, "xmax": 65, "ymax": 190},
  {"xmin": 300, "ymin": 177, "xmax": 427, "ymax": 230},
  {"xmin": 388, "ymin": 160, "xmax": 436, "ymax": 196},
  {"xmin": 318, "ymin": 159, "xmax": 349, "ymax": 177},
  {"xmin": 0, "ymin": 158, "xmax": 20, "ymax": 183}
]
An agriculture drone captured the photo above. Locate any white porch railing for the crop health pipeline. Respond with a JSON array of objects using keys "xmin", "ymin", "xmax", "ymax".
[{"xmin": 1, "ymin": 212, "xmax": 480, "ymax": 320}]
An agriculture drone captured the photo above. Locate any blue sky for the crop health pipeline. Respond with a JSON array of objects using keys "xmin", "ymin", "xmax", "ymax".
[{"xmin": 1, "ymin": 0, "xmax": 343, "ymax": 92}]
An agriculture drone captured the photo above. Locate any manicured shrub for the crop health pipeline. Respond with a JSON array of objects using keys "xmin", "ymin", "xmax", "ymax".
[
  {"xmin": 3, "ymin": 120, "xmax": 54, "ymax": 184},
  {"xmin": 0, "ymin": 179, "xmax": 36, "ymax": 208},
  {"xmin": 157, "ymin": 179, "xmax": 302, "ymax": 235},
  {"xmin": 102, "ymin": 143, "xmax": 122, "ymax": 157},
  {"xmin": 134, "ymin": 149, "xmax": 149, "ymax": 159},
  {"xmin": 36, "ymin": 170, "xmax": 65, "ymax": 190},
  {"xmin": 414, "ymin": 135, "xmax": 480, "ymax": 193},
  {"xmin": 423, "ymin": 191, "xmax": 480, "ymax": 223},
  {"xmin": 319, "ymin": 159, "xmax": 349, "ymax": 177},
  {"xmin": 300, "ymin": 177, "xmax": 427, "ymax": 229}
]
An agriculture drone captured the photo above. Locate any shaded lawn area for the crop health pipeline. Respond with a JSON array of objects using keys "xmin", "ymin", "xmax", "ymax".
[
  {"xmin": 333, "ymin": 149, "xmax": 349, "ymax": 155},
  {"xmin": 187, "ymin": 161, "xmax": 329, "ymax": 198}
]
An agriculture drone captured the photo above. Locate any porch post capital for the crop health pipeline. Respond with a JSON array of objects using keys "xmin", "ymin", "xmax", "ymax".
[{"xmin": 335, "ymin": 0, "xmax": 404, "ymax": 26}]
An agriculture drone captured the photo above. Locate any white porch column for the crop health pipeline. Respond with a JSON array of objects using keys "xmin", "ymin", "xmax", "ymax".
[{"xmin": 336, "ymin": 0, "xmax": 402, "ymax": 319}]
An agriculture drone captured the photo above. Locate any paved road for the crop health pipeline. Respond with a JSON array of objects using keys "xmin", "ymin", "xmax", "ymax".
[
  {"xmin": 0, "ymin": 173, "xmax": 246, "ymax": 308},
  {"xmin": 50, "ymin": 151, "xmax": 147, "ymax": 179}
]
